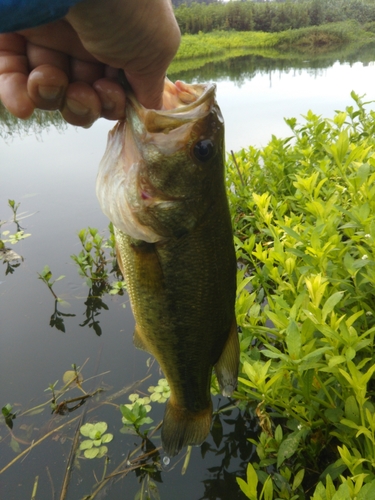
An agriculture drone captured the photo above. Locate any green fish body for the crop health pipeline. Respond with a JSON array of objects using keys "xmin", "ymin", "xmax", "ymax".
[{"xmin": 96, "ymin": 79, "xmax": 239, "ymax": 456}]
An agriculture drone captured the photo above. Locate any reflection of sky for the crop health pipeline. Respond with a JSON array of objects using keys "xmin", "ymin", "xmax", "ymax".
[{"xmin": 218, "ymin": 61, "xmax": 375, "ymax": 151}]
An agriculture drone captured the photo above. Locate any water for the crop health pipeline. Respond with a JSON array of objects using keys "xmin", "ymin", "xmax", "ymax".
[{"xmin": 1, "ymin": 46, "xmax": 375, "ymax": 499}]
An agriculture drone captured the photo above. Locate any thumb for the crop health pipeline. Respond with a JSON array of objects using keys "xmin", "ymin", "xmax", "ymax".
[{"xmin": 125, "ymin": 71, "xmax": 165, "ymax": 110}]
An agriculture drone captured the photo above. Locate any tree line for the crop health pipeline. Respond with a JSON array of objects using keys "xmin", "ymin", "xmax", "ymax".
[{"xmin": 174, "ymin": 0, "xmax": 375, "ymax": 34}]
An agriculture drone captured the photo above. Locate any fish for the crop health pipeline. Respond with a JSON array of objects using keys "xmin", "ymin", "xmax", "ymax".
[{"xmin": 96, "ymin": 78, "xmax": 239, "ymax": 457}]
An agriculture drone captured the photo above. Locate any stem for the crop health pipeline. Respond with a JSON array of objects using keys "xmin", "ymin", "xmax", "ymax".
[
  {"xmin": 30, "ymin": 475, "xmax": 39, "ymax": 500},
  {"xmin": 181, "ymin": 446, "xmax": 192, "ymax": 475},
  {"xmin": 231, "ymin": 150, "xmax": 245, "ymax": 188}
]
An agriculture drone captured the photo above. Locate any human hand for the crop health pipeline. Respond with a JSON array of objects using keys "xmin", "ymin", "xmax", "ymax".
[{"xmin": 0, "ymin": 0, "xmax": 180, "ymax": 127}]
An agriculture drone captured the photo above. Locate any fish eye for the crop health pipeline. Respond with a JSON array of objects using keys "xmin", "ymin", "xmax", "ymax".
[{"xmin": 193, "ymin": 139, "xmax": 214, "ymax": 162}]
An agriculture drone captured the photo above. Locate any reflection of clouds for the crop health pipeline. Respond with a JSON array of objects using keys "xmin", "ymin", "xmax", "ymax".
[{"xmin": 218, "ymin": 60, "xmax": 375, "ymax": 151}]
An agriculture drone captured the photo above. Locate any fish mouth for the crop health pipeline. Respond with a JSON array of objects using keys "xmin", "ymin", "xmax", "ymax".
[{"xmin": 127, "ymin": 79, "xmax": 217, "ymax": 135}]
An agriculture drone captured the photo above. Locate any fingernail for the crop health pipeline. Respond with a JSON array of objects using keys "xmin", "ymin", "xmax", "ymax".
[
  {"xmin": 66, "ymin": 98, "xmax": 90, "ymax": 116},
  {"xmin": 38, "ymin": 85, "xmax": 62, "ymax": 100}
]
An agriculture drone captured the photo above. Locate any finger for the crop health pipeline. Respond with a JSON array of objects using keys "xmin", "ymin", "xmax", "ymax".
[
  {"xmin": 26, "ymin": 42, "xmax": 70, "ymax": 74},
  {"xmin": 0, "ymin": 72, "xmax": 34, "ymax": 118},
  {"xmin": 27, "ymin": 64, "xmax": 69, "ymax": 111},
  {"xmin": 60, "ymin": 81, "xmax": 101, "ymax": 127},
  {"xmin": 18, "ymin": 20, "xmax": 96, "ymax": 62},
  {"xmin": 0, "ymin": 33, "xmax": 35, "ymax": 118},
  {"xmin": 70, "ymin": 58, "xmax": 104, "ymax": 85},
  {"xmin": 125, "ymin": 71, "xmax": 165, "ymax": 110},
  {"xmin": 93, "ymin": 78, "xmax": 125, "ymax": 120}
]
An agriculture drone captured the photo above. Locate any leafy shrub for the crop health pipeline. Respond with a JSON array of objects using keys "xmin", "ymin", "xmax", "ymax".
[{"xmin": 228, "ymin": 92, "xmax": 375, "ymax": 497}]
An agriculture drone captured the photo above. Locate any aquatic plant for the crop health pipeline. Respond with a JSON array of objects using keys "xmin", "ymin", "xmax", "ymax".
[
  {"xmin": 229, "ymin": 92, "xmax": 375, "ymax": 497},
  {"xmin": 148, "ymin": 379, "xmax": 171, "ymax": 404},
  {"xmin": 71, "ymin": 226, "xmax": 113, "ymax": 288},
  {"xmin": 37, "ymin": 264, "xmax": 65, "ymax": 300},
  {"xmin": 0, "ymin": 199, "xmax": 31, "ymax": 274},
  {"xmin": 1, "ymin": 404, "xmax": 16, "ymax": 430},
  {"xmin": 120, "ymin": 399, "xmax": 153, "ymax": 435},
  {"xmin": 79, "ymin": 422, "xmax": 113, "ymax": 459}
]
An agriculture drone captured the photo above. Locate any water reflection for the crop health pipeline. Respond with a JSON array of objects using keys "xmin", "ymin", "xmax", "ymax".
[
  {"xmin": 0, "ymin": 103, "xmax": 65, "ymax": 140},
  {"xmin": 170, "ymin": 41, "xmax": 375, "ymax": 84}
]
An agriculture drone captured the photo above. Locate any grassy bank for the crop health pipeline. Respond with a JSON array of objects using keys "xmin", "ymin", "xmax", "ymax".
[{"xmin": 171, "ymin": 20, "xmax": 375, "ymax": 63}]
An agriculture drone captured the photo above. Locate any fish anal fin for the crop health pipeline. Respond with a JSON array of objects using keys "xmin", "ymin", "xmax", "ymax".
[
  {"xmin": 161, "ymin": 400, "xmax": 213, "ymax": 457},
  {"xmin": 214, "ymin": 318, "xmax": 239, "ymax": 397},
  {"xmin": 133, "ymin": 324, "xmax": 149, "ymax": 352}
]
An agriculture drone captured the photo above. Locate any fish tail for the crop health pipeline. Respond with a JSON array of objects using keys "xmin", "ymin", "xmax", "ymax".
[
  {"xmin": 161, "ymin": 399, "xmax": 213, "ymax": 457},
  {"xmin": 214, "ymin": 318, "xmax": 239, "ymax": 397}
]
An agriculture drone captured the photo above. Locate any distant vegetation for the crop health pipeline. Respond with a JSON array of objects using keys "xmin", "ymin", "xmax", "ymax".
[
  {"xmin": 170, "ymin": 20, "xmax": 375, "ymax": 70},
  {"xmin": 174, "ymin": 20, "xmax": 373, "ymax": 58},
  {"xmin": 174, "ymin": 0, "xmax": 375, "ymax": 34}
]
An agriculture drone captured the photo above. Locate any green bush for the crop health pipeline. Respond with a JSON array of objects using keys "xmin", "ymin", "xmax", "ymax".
[{"xmin": 228, "ymin": 92, "xmax": 375, "ymax": 498}]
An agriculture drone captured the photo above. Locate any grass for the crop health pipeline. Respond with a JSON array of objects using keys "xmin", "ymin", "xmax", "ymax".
[
  {"xmin": 168, "ymin": 20, "xmax": 375, "ymax": 76},
  {"xmin": 174, "ymin": 21, "xmax": 375, "ymax": 61}
]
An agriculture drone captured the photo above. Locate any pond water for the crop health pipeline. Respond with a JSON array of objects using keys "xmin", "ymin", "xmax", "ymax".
[{"xmin": 1, "ymin": 45, "xmax": 375, "ymax": 499}]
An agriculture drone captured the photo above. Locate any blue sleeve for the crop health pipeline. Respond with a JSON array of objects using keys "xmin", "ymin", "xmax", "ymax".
[{"xmin": 0, "ymin": 0, "xmax": 83, "ymax": 33}]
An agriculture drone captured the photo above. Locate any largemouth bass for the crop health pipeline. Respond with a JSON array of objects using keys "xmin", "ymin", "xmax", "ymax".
[{"xmin": 96, "ymin": 79, "xmax": 239, "ymax": 457}]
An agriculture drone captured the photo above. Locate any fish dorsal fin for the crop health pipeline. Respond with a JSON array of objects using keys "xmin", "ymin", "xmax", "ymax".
[{"xmin": 214, "ymin": 318, "xmax": 239, "ymax": 397}]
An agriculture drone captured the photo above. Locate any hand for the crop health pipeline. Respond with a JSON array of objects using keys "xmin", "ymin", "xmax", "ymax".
[{"xmin": 0, "ymin": 0, "xmax": 180, "ymax": 127}]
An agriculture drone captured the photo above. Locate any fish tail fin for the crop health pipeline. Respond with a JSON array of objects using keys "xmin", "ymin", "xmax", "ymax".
[
  {"xmin": 161, "ymin": 400, "xmax": 213, "ymax": 457},
  {"xmin": 214, "ymin": 318, "xmax": 239, "ymax": 397}
]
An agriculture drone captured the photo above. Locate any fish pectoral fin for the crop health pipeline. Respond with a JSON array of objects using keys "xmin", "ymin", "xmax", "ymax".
[
  {"xmin": 133, "ymin": 324, "xmax": 149, "ymax": 352},
  {"xmin": 214, "ymin": 318, "xmax": 239, "ymax": 397},
  {"xmin": 161, "ymin": 399, "xmax": 213, "ymax": 457}
]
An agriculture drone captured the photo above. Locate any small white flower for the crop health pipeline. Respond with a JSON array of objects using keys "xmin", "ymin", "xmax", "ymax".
[
  {"xmin": 365, "ymin": 234, "xmax": 371, "ymax": 238},
  {"xmin": 298, "ymin": 424, "xmax": 303, "ymax": 430},
  {"xmin": 362, "ymin": 254, "xmax": 369, "ymax": 260}
]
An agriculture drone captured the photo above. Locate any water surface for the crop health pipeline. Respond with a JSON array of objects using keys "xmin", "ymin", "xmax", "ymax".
[{"xmin": 1, "ymin": 47, "xmax": 375, "ymax": 499}]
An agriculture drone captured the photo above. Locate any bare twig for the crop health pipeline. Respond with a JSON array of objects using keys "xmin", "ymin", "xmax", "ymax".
[
  {"xmin": 59, "ymin": 412, "xmax": 86, "ymax": 500},
  {"xmin": 46, "ymin": 466, "xmax": 55, "ymax": 500},
  {"xmin": 0, "ymin": 417, "xmax": 81, "ymax": 476}
]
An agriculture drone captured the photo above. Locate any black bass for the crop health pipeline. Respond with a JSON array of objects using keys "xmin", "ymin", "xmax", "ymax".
[{"xmin": 96, "ymin": 79, "xmax": 239, "ymax": 456}]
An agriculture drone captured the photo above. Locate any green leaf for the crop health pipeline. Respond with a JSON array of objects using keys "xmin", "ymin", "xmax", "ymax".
[
  {"xmin": 286, "ymin": 319, "xmax": 301, "ymax": 359},
  {"xmin": 322, "ymin": 292, "xmax": 344, "ymax": 322},
  {"xmin": 79, "ymin": 439, "xmax": 94, "ymax": 451},
  {"xmin": 262, "ymin": 476, "xmax": 273, "ymax": 500},
  {"xmin": 80, "ymin": 423, "xmax": 95, "ymax": 437},
  {"xmin": 84, "ymin": 447, "xmax": 100, "ymax": 459},
  {"xmin": 101, "ymin": 433, "xmax": 113, "ymax": 444},
  {"xmin": 10, "ymin": 436, "xmax": 21, "ymax": 453},
  {"xmin": 292, "ymin": 469, "xmax": 305, "ymax": 491},
  {"xmin": 277, "ymin": 430, "xmax": 304, "ymax": 468},
  {"xmin": 358, "ymin": 479, "xmax": 375, "ymax": 500},
  {"xmin": 236, "ymin": 463, "xmax": 258, "ymax": 500},
  {"xmin": 94, "ymin": 422, "xmax": 107, "ymax": 435},
  {"xmin": 97, "ymin": 446, "xmax": 108, "ymax": 458},
  {"xmin": 120, "ymin": 405, "xmax": 136, "ymax": 422}
]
